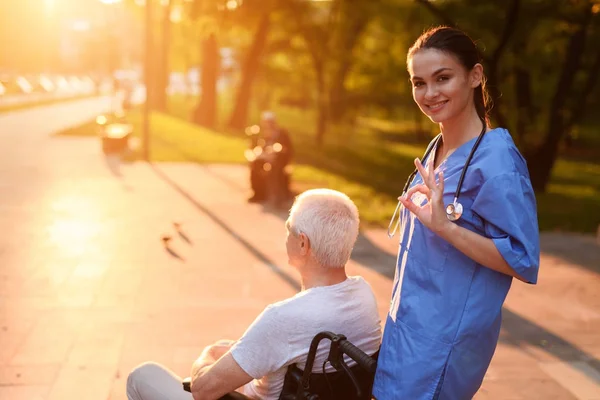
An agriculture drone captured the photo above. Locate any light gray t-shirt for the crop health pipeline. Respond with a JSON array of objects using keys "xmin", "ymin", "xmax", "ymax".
[{"xmin": 230, "ymin": 276, "xmax": 382, "ymax": 400}]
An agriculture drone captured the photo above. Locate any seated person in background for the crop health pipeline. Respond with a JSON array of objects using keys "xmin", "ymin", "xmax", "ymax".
[
  {"xmin": 247, "ymin": 111, "xmax": 293, "ymax": 206},
  {"xmin": 126, "ymin": 189, "xmax": 381, "ymax": 400}
]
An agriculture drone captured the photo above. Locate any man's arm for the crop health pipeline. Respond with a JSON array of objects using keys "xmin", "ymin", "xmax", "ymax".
[
  {"xmin": 190, "ymin": 346, "xmax": 253, "ymax": 400},
  {"xmin": 191, "ymin": 341, "xmax": 234, "ymax": 377},
  {"xmin": 190, "ymin": 304, "xmax": 288, "ymax": 400}
]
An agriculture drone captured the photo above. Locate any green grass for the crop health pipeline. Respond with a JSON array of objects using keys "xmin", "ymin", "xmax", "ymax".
[
  {"xmin": 536, "ymin": 159, "xmax": 600, "ymax": 232},
  {"xmin": 54, "ymin": 98, "xmax": 600, "ymax": 233},
  {"xmin": 0, "ymin": 94, "xmax": 96, "ymax": 114}
]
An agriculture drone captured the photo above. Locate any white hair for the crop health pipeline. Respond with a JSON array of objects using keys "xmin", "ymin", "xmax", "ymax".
[
  {"xmin": 287, "ymin": 188, "xmax": 360, "ymax": 268},
  {"xmin": 261, "ymin": 110, "xmax": 276, "ymax": 121}
]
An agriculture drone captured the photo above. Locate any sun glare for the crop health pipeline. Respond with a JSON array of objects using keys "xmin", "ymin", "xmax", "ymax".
[
  {"xmin": 47, "ymin": 196, "xmax": 103, "ymax": 257},
  {"xmin": 226, "ymin": 0, "xmax": 239, "ymax": 11}
]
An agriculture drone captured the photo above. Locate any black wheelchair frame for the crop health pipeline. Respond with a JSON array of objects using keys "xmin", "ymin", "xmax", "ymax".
[{"xmin": 183, "ymin": 331, "xmax": 378, "ymax": 400}]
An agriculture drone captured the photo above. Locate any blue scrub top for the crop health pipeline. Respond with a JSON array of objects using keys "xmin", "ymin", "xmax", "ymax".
[{"xmin": 373, "ymin": 128, "xmax": 540, "ymax": 400}]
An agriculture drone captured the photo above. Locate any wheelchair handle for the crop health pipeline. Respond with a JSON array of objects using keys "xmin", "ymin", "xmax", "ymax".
[
  {"xmin": 182, "ymin": 377, "xmax": 191, "ymax": 392},
  {"xmin": 338, "ymin": 339, "xmax": 377, "ymax": 375},
  {"xmin": 301, "ymin": 331, "xmax": 376, "ymax": 396}
]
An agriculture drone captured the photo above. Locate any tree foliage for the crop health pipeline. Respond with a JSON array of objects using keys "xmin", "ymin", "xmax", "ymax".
[{"xmin": 3, "ymin": 0, "xmax": 595, "ymax": 192}]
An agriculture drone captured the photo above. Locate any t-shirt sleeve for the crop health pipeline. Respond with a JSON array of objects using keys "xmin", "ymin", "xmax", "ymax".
[
  {"xmin": 230, "ymin": 305, "xmax": 291, "ymax": 379},
  {"xmin": 471, "ymin": 172, "xmax": 540, "ymax": 283}
]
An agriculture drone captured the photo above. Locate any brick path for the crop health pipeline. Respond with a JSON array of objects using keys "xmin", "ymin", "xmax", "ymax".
[{"xmin": 0, "ymin": 98, "xmax": 598, "ymax": 399}]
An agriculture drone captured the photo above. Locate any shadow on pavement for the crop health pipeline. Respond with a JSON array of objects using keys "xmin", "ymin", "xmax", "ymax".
[
  {"xmin": 152, "ymin": 135, "xmax": 248, "ymax": 193},
  {"xmin": 500, "ymin": 310, "xmax": 600, "ymax": 380},
  {"xmin": 539, "ymin": 232, "xmax": 600, "ymax": 274},
  {"xmin": 102, "ymin": 153, "xmax": 135, "ymax": 192},
  {"xmin": 165, "ymin": 245, "xmax": 186, "ymax": 262},
  {"xmin": 104, "ymin": 154, "xmax": 123, "ymax": 177},
  {"xmin": 177, "ymin": 229, "xmax": 193, "ymax": 245},
  {"xmin": 150, "ymin": 163, "xmax": 301, "ymax": 292}
]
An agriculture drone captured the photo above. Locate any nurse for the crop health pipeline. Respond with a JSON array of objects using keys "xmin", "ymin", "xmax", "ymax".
[{"xmin": 372, "ymin": 26, "xmax": 540, "ymax": 399}]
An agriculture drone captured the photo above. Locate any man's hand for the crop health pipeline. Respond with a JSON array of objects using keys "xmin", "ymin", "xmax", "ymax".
[
  {"xmin": 191, "ymin": 340, "xmax": 235, "ymax": 378},
  {"xmin": 189, "ymin": 341, "xmax": 252, "ymax": 400},
  {"xmin": 208, "ymin": 343, "xmax": 234, "ymax": 359}
]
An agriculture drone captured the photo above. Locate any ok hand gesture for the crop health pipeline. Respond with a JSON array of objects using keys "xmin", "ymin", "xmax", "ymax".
[{"xmin": 399, "ymin": 158, "xmax": 451, "ymax": 235}]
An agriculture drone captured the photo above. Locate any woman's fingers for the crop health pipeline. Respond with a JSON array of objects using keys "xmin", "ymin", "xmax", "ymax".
[
  {"xmin": 428, "ymin": 158, "xmax": 436, "ymax": 187},
  {"xmin": 414, "ymin": 158, "xmax": 430, "ymax": 186},
  {"xmin": 403, "ymin": 183, "xmax": 430, "ymax": 200},
  {"xmin": 399, "ymin": 195, "xmax": 420, "ymax": 216},
  {"xmin": 415, "ymin": 157, "xmax": 437, "ymax": 189}
]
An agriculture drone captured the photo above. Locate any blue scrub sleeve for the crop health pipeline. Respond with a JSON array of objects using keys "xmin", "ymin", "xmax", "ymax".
[{"xmin": 471, "ymin": 173, "xmax": 540, "ymax": 283}]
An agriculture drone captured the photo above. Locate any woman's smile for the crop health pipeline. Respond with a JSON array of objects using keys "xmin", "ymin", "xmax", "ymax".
[{"xmin": 426, "ymin": 100, "xmax": 449, "ymax": 113}]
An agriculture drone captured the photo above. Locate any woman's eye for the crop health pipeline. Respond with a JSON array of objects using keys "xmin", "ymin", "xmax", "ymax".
[
  {"xmin": 437, "ymin": 75, "xmax": 450, "ymax": 82},
  {"xmin": 413, "ymin": 81, "xmax": 424, "ymax": 88}
]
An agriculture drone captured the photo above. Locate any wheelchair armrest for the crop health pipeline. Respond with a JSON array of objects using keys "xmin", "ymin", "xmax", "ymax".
[
  {"xmin": 182, "ymin": 377, "xmax": 252, "ymax": 400},
  {"xmin": 182, "ymin": 377, "xmax": 191, "ymax": 392}
]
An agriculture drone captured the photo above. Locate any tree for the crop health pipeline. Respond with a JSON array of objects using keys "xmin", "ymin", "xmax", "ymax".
[
  {"xmin": 328, "ymin": 0, "xmax": 376, "ymax": 122},
  {"xmin": 155, "ymin": 0, "xmax": 173, "ymax": 111},
  {"xmin": 227, "ymin": 2, "xmax": 274, "ymax": 130},
  {"xmin": 187, "ymin": 0, "xmax": 229, "ymax": 129},
  {"xmin": 415, "ymin": 0, "xmax": 600, "ymax": 191},
  {"xmin": 277, "ymin": 0, "xmax": 380, "ymax": 145},
  {"xmin": 193, "ymin": 32, "xmax": 219, "ymax": 128}
]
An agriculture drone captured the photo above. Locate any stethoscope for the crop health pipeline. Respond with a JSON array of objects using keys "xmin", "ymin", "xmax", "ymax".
[{"xmin": 387, "ymin": 122, "xmax": 487, "ymax": 238}]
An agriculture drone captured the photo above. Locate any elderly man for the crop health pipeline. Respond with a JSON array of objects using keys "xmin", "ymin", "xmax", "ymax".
[
  {"xmin": 247, "ymin": 111, "xmax": 293, "ymax": 206},
  {"xmin": 126, "ymin": 189, "xmax": 381, "ymax": 400}
]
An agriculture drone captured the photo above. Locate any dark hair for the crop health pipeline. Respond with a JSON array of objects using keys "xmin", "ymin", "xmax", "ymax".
[{"xmin": 408, "ymin": 26, "xmax": 491, "ymax": 126}]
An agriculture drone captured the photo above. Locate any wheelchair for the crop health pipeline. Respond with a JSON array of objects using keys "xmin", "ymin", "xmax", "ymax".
[{"xmin": 182, "ymin": 331, "xmax": 378, "ymax": 400}]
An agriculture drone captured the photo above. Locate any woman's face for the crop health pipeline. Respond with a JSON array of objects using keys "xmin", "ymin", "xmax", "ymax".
[{"xmin": 408, "ymin": 48, "xmax": 481, "ymax": 124}]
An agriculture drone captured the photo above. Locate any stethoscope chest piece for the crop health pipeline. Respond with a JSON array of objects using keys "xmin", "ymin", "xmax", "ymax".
[
  {"xmin": 445, "ymin": 200, "xmax": 463, "ymax": 221},
  {"xmin": 387, "ymin": 122, "xmax": 487, "ymax": 237}
]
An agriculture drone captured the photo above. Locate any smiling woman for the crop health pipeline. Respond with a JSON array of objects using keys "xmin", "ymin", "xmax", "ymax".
[{"xmin": 373, "ymin": 26, "xmax": 541, "ymax": 400}]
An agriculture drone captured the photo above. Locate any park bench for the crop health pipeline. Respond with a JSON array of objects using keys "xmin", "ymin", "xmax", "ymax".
[{"xmin": 96, "ymin": 113, "xmax": 133, "ymax": 155}]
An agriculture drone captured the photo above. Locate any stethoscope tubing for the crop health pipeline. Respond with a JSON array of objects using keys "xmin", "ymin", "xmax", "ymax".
[{"xmin": 387, "ymin": 122, "xmax": 487, "ymax": 238}]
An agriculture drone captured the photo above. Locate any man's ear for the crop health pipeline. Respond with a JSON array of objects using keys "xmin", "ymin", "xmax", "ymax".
[
  {"xmin": 299, "ymin": 233, "xmax": 310, "ymax": 255},
  {"xmin": 470, "ymin": 63, "xmax": 484, "ymax": 88}
]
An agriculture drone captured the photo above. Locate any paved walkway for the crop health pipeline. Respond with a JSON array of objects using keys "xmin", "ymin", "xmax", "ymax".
[{"xmin": 0, "ymin": 99, "xmax": 599, "ymax": 399}]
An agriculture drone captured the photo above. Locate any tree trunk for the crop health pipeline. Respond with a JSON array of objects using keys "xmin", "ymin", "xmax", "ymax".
[
  {"xmin": 512, "ymin": 32, "xmax": 535, "ymax": 147},
  {"xmin": 513, "ymin": 66, "xmax": 533, "ymax": 146},
  {"xmin": 565, "ymin": 45, "xmax": 600, "ymax": 132},
  {"xmin": 414, "ymin": 0, "xmax": 456, "ymax": 27},
  {"xmin": 484, "ymin": 0, "xmax": 520, "ymax": 129},
  {"xmin": 526, "ymin": 6, "xmax": 592, "ymax": 191},
  {"xmin": 315, "ymin": 61, "xmax": 328, "ymax": 146},
  {"xmin": 526, "ymin": 127, "xmax": 562, "ymax": 192},
  {"xmin": 227, "ymin": 11, "xmax": 271, "ymax": 130},
  {"xmin": 156, "ymin": 0, "xmax": 172, "ymax": 112},
  {"xmin": 328, "ymin": 7, "xmax": 370, "ymax": 122},
  {"xmin": 193, "ymin": 33, "xmax": 219, "ymax": 128},
  {"xmin": 316, "ymin": 99, "xmax": 328, "ymax": 146}
]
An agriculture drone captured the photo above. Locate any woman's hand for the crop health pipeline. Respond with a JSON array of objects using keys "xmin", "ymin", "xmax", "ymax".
[{"xmin": 399, "ymin": 158, "xmax": 452, "ymax": 236}]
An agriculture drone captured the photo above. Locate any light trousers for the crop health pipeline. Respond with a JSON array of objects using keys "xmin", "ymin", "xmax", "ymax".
[{"xmin": 127, "ymin": 362, "xmax": 193, "ymax": 400}]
